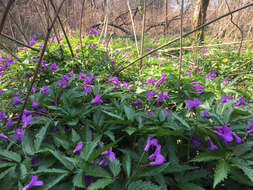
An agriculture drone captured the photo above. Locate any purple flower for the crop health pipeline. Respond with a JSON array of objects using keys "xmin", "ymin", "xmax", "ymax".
[
  {"xmin": 84, "ymin": 176, "xmax": 94, "ymax": 187},
  {"xmin": 0, "ymin": 133, "xmax": 8, "ymax": 141},
  {"xmin": 22, "ymin": 114, "xmax": 33, "ymax": 128},
  {"xmin": 3, "ymin": 120, "xmax": 12, "ymax": 128},
  {"xmin": 156, "ymin": 92, "xmax": 169, "ymax": 102},
  {"xmin": 205, "ymin": 72, "xmax": 217, "ymax": 79},
  {"xmin": 23, "ymin": 175, "xmax": 43, "ymax": 190},
  {"xmin": 69, "ymin": 70, "xmax": 75, "ymax": 77},
  {"xmin": 247, "ymin": 117, "xmax": 253, "ymax": 135},
  {"xmin": 213, "ymin": 124, "xmax": 242, "ymax": 144},
  {"xmin": 144, "ymin": 136, "xmax": 165, "ymax": 166},
  {"xmin": 220, "ymin": 96, "xmax": 233, "ymax": 104},
  {"xmin": 29, "ymin": 39, "xmax": 36, "ymax": 46},
  {"xmin": 207, "ymin": 136, "xmax": 218, "ymax": 150},
  {"xmin": 222, "ymin": 78, "xmax": 230, "ymax": 85},
  {"xmin": 132, "ymin": 100, "xmax": 142, "ymax": 108},
  {"xmin": 184, "ymin": 69, "xmax": 191, "ymax": 77},
  {"xmin": 90, "ymin": 28, "xmax": 99, "ymax": 35},
  {"xmin": 195, "ymin": 66, "xmax": 202, "ymax": 71},
  {"xmin": 155, "ymin": 74, "xmax": 166, "ymax": 87},
  {"xmin": 192, "ymin": 136, "xmax": 201, "ymax": 147},
  {"xmin": 102, "ymin": 147, "xmax": 115, "ymax": 162},
  {"xmin": 91, "ymin": 94, "xmax": 103, "ymax": 104},
  {"xmin": 0, "ymin": 111, "xmax": 6, "ymax": 120},
  {"xmin": 203, "ymin": 110, "xmax": 209, "ymax": 117},
  {"xmin": 13, "ymin": 96, "xmax": 21, "ymax": 105},
  {"xmin": 235, "ymin": 97, "xmax": 248, "ymax": 107},
  {"xmin": 31, "ymin": 88, "xmax": 37, "ymax": 93},
  {"xmin": 32, "ymin": 101, "xmax": 39, "ymax": 108},
  {"xmin": 122, "ymin": 81, "xmax": 129, "ymax": 88},
  {"xmin": 73, "ymin": 141, "xmax": 83, "ymax": 153},
  {"xmin": 192, "ymin": 84, "xmax": 204, "ymax": 90},
  {"xmin": 144, "ymin": 136, "xmax": 158, "ymax": 151},
  {"xmin": 146, "ymin": 91, "xmax": 156, "ymax": 100},
  {"xmin": 163, "ymin": 108, "xmax": 169, "ymax": 117},
  {"xmin": 13, "ymin": 129, "xmax": 24, "ymax": 142},
  {"xmin": 186, "ymin": 98, "xmax": 202, "ymax": 112},
  {"xmin": 201, "ymin": 49, "xmax": 208, "ymax": 56},
  {"xmin": 147, "ymin": 77, "xmax": 155, "ymax": 84},
  {"xmin": 83, "ymin": 85, "xmax": 93, "ymax": 96},
  {"xmin": 50, "ymin": 62, "xmax": 59, "ymax": 71},
  {"xmin": 41, "ymin": 86, "xmax": 49, "ymax": 94}
]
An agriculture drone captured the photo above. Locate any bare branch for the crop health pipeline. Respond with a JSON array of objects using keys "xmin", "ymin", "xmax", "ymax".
[{"xmin": 0, "ymin": 0, "xmax": 15, "ymax": 34}]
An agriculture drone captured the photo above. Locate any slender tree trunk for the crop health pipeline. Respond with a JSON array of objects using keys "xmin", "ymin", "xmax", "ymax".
[
  {"xmin": 140, "ymin": 0, "xmax": 146, "ymax": 68},
  {"xmin": 192, "ymin": 0, "xmax": 210, "ymax": 42},
  {"xmin": 164, "ymin": 0, "xmax": 168, "ymax": 34}
]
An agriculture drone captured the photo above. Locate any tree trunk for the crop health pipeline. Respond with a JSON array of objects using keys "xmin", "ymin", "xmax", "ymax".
[{"xmin": 192, "ymin": 0, "xmax": 210, "ymax": 42}]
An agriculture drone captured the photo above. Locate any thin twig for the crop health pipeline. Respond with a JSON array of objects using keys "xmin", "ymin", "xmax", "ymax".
[
  {"xmin": 16, "ymin": 0, "xmax": 66, "ymax": 128},
  {"xmin": 0, "ymin": 0, "xmax": 28, "ymax": 43},
  {"xmin": 112, "ymin": 2, "xmax": 253, "ymax": 75},
  {"xmin": 80, "ymin": 0, "xmax": 86, "ymax": 61},
  {"xmin": 31, "ymin": 0, "xmax": 47, "ymax": 36},
  {"xmin": 0, "ymin": 0, "xmax": 15, "ymax": 34},
  {"xmin": 224, "ymin": 0, "xmax": 244, "ymax": 59},
  {"xmin": 140, "ymin": 0, "xmax": 146, "ymax": 69},
  {"xmin": 178, "ymin": 0, "xmax": 184, "ymax": 95},
  {"xmin": 127, "ymin": 0, "xmax": 139, "ymax": 55},
  {"xmin": 49, "ymin": 0, "xmax": 75, "ymax": 58}
]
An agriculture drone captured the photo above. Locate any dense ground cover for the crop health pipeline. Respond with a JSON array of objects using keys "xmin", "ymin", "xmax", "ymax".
[{"xmin": 1, "ymin": 31, "xmax": 253, "ymax": 190}]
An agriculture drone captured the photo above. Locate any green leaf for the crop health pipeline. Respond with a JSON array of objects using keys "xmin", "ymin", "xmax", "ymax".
[
  {"xmin": 78, "ymin": 162, "xmax": 111, "ymax": 178},
  {"xmin": 32, "ymin": 168, "xmax": 68, "ymax": 174},
  {"xmin": 0, "ymin": 149, "xmax": 21, "ymax": 162},
  {"xmin": 87, "ymin": 178, "xmax": 115, "ymax": 190},
  {"xmin": 191, "ymin": 155, "xmax": 221, "ymax": 162},
  {"xmin": 213, "ymin": 160, "xmax": 230, "ymax": 188},
  {"xmin": 172, "ymin": 112, "xmax": 190, "ymax": 129},
  {"xmin": 124, "ymin": 105, "xmax": 135, "ymax": 121},
  {"xmin": 73, "ymin": 172, "xmax": 85, "ymax": 188},
  {"xmin": 102, "ymin": 110, "xmax": 124, "ymax": 120},
  {"xmin": 239, "ymin": 166, "xmax": 253, "ymax": 183},
  {"xmin": 43, "ymin": 173, "xmax": 69, "ymax": 190},
  {"xmin": 48, "ymin": 150, "xmax": 74, "ymax": 170},
  {"xmin": 128, "ymin": 180, "xmax": 161, "ymax": 190},
  {"xmin": 178, "ymin": 183, "xmax": 205, "ymax": 190},
  {"xmin": 71, "ymin": 129, "xmax": 80, "ymax": 143},
  {"xmin": 109, "ymin": 159, "xmax": 121, "ymax": 177},
  {"xmin": 20, "ymin": 164, "xmax": 28, "ymax": 180},
  {"xmin": 123, "ymin": 154, "xmax": 131, "ymax": 178},
  {"xmin": 22, "ymin": 130, "xmax": 35, "ymax": 155},
  {"xmin": 34, "ymin": 125, "xmax": 49, "ymax": 151},
  {"xmin": 136, "ymin": 162, "xmax": 170, "ymax": 177},
  {"xmin": 124, "ymin": 127, "xmax": 136, "ymax": 136},
  {"xmin": 0, "ymin": 166, "xmax": 16, "ymax": 180},
  {"xmin": 159, "ymin": 110, "xmax": 166, "ymax": 122},
  {"xmin": 81, "ymin": 135, "xmax": 102, "ymax": 161},
  {"xmin": 0, "ymin": 162, "xmax": 16, "ymax": 169}
]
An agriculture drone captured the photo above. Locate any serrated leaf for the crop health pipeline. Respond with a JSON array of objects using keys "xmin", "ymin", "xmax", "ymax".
[
  {"xmin": 213, "ymin": 160, "xmax": 230, "ymax": 188},
  {"xmin": 123, "ymin": 154, "xmax": 131, "ymax": 178},
  {"xmin": 0, "ymin": 149, "xmax": 21, "ymax": 162},
  {"xmin": 81, "ymin": 135, "xmax": 102, "ymax": 161},
  {"xmin": 48, "ymin": 150, "xmax": 74, "ymax": 170},
  {"xmin": 20, "ymin": 164, "xmax": 28, "ymax": 179},
  {"xmin": 128, "ymin": 180, "xmax": 161, "ymax": 190},
  {"xmin": 172, "ymin": 112, "xmax": 190, "ymax": 129},
  {"xmin": 124, "ymin": 105, "xmax": 135, "ymax": 121},
  {"xmin": 43, "ymin": 173, "xmax": 69, "ymax": 190},
  {"xmin": 22, "ymin": 130, "xmax": 35, "ymax": 155},
  {"xmin": 71, "ymin": 129, "xmax": 80, "ymax": 143},
  {"xmin": 124, "ymin": 127, "xmax": 136, "ymax": 135},
  {"xmin": 78, "ymin": 162, "xmax": 111, "ymax": 178},
  {"xmin": 136, "ymin": 162, "xmax": 170, "ymax": 177},
  {"xmin": 32, "ymin": 168, "xmax": 68, "ymax": 174},
  {"xmin": 87, "ymin": 178, "xmax": 115, "ymax": 190},
  {"xmin": 73, "ymin": 172, "xmax": 85, "ymax": 188},
  {"xmin": 34, "ymin": 125, "xmax": 49, "ymax": 151},
  {"xmin": 240, "ymin": 166, "xmax": 253, "ymax": 182},
  {"xmin": 178, "ymin": 183, "xmax": 205, "ymax": 190},
  {"xmin": 102, "ymin": 110, "xmax": 124, "ymax": 120},
  {"xmin": 0, "ymin": 166, "xmax": 16, "ymax": 180},
  {"xmin": 191, "ymin": 155, "xmax": 220, "ymax": 162},
  {"xmin": 109, "ymin": 159, "xmax": 121, "ymax": 177}
]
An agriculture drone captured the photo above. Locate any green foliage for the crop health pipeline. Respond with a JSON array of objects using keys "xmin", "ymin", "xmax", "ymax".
[{"xmin": 0, "ymin": 32, "xmax": 253, "ymax": 189}]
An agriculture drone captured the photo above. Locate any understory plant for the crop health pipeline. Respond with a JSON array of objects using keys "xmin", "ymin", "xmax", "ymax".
[{"xmin": 1, "ymin": 30, "xmax": 253, "ymax": 190}]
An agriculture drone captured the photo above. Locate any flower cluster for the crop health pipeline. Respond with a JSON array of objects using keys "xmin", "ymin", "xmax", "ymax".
[{"xmin": 144, "ymin": 136, "xmax": 166, "ymax": 166}]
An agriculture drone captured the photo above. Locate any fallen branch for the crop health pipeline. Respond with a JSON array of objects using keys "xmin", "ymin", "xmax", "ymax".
[
  {"xmin": 92, "ymin": 23, "xmax": 131, "ymax": 35},
  {"xmin": 0, "ymin": 33, "xmax": 40, "ymax": 52},
  {"xmin": 113, "ymin": 2, "xmax": 253, "ymax": 75}
]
